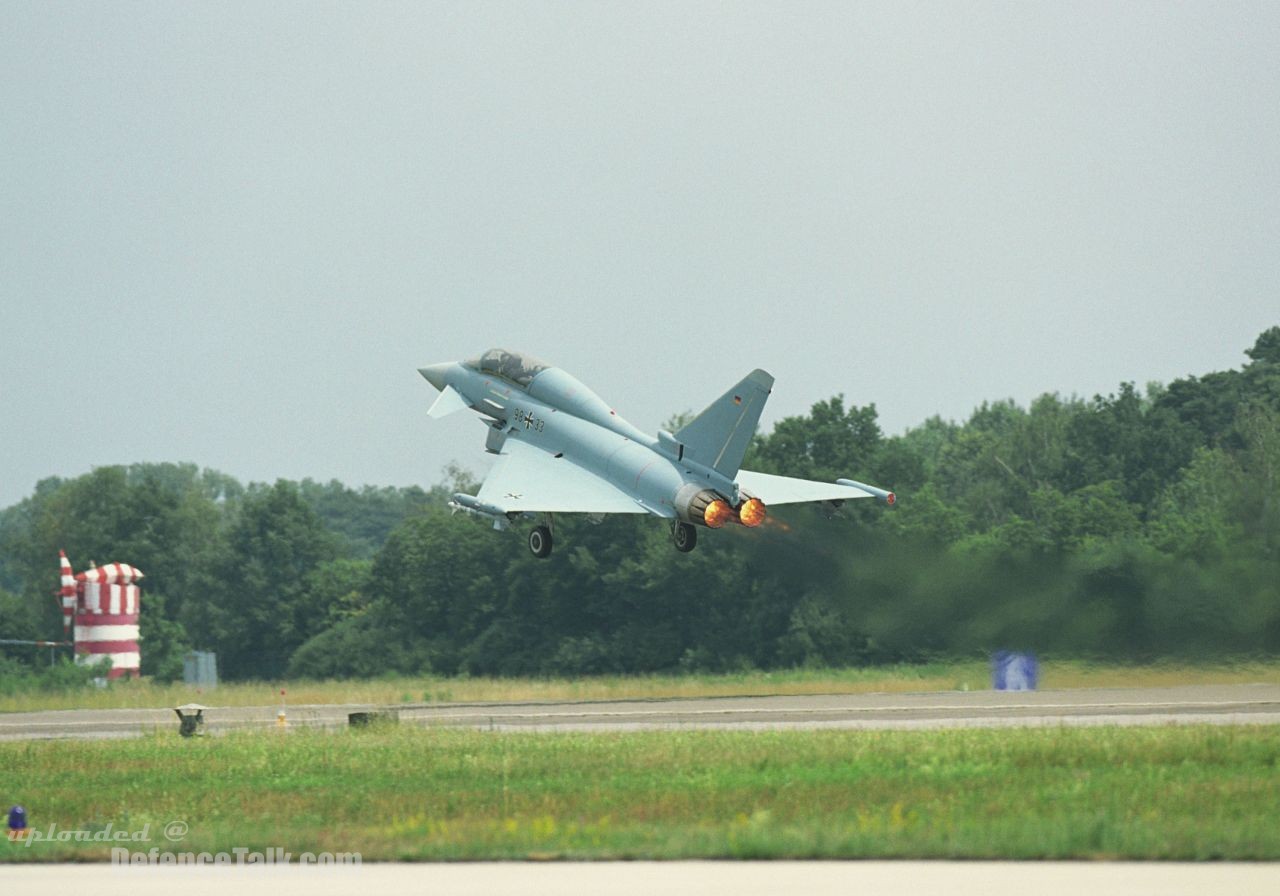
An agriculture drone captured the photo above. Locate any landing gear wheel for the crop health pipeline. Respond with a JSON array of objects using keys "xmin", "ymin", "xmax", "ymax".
[
  {"xmin": 528, "ymin": 525, "xmax": 553, "ymax": 559},
  {"xmin": 673, "ymin": 522, "xmax": 698, "ymax": 553}
]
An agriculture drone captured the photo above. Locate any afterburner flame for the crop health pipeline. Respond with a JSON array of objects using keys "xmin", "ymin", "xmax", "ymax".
[
  {"xmin": 737, "ymin": 497, "xmax": 767, "ymax": 528},
  {"xmin": 703, "ymin": 499, "xmax": 734, "ymax": 529}
]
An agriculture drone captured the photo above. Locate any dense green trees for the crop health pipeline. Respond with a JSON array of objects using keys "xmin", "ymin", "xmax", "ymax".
[
  {"xmin": 178, "ymin": 481, "xmax": 339, "ymax": 678},
  {"xmin": 1, "ymin": 328, "xmax": 1277, "ymax": 680}
]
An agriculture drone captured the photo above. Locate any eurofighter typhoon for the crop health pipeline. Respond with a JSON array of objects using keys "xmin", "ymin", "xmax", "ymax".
[{"xmin": 420, "ymin": 349, "xmax": 894, "ymax": 558}]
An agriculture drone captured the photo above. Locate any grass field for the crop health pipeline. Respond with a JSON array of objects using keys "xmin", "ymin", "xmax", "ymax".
[
  {"xmin": 3, "ymin": 659, "xmax": 1278, "ymax": 713},
  {"xmin": 4, "ymin": 724, "xmax": 1278, "ymax": 861}
]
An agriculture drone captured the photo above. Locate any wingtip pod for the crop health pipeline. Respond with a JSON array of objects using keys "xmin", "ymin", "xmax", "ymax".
[
  {"xmin": 836, "ymin": 478, "xmax": 896, "ymax": 506},
  {"xmin": 449, "ymin": 492, "xmax": 510, "ymax": 530},
  {"xmin": 450, "ymin": 492, "xmax": 506, "ymax": 517}
]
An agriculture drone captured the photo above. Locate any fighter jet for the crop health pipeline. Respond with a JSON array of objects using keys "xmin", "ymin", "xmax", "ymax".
[{"xmin": 419, "ymin": 348, "xmax": 895, "ymax": 558}]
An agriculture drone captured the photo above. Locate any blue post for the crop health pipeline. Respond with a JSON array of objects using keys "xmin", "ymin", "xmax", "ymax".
[
  {"xmin": 7, "ymin": 805, "xmax": 27, "ymax": 840},
  {"xmin": 992, "ymin": 652, "xmax": 1039, "ymax": 690}
]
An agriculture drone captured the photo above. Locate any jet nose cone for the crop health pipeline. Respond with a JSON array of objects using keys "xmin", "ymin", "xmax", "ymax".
[{"xmin": 418, "ymin": 363, "xmax": 452, "ymax": 391}]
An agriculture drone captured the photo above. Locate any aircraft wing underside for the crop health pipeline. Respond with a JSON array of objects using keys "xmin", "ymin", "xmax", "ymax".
[
  {"xmin": 476, "ymin": 438, "xmax": 651, "ymax": 515},
  {"xmin": 735, "ymin": 470, "xmax": 877, "ymax": 506}
]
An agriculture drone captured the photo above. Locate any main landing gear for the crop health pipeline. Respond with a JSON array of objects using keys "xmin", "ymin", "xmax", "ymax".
[
  {"xmin": 529, "ymin": 520, "xmax": 698, "ymax": 558},
  {"xmin": 672, "ymin": 521, "xmax": 697, "ymax": 553},
  {"xmin": 528, "ymin": 524, "xmax": 553, "ymax": 559}
]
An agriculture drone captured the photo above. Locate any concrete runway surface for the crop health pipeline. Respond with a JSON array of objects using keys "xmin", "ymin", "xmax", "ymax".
[
  {"xmin": 2, "ymin": 682, "xmax": 1278, "ymax": 740},
  {"xmin": 5, "ymin": 862, "xmax": 1279, "ymax": 896}
]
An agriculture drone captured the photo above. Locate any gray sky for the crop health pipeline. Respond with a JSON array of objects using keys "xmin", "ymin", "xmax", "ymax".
[{"xmin": 2, "ymin": 1, "xmax": 1277, "ymax": 509}]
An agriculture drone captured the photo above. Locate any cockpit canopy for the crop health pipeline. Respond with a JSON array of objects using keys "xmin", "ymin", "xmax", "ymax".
[{"xmin": 464, "ymin": 348, "xmax": 550, "ymax": 387}]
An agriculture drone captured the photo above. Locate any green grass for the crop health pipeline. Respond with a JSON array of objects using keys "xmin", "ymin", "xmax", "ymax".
[
  {"xmin": 3, "ymin": 658, "xmax": 1278, "ymax": 713},
  {"xmin": 4, "ymin": 724, "xmax": 1278, "ymax": 861}
]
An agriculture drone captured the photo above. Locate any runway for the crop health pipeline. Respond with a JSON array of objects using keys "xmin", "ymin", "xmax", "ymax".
[
  {"xmin": 5, "ymin": 861, "xmax": 1279, "ymax": 896},
  {"xmin": 2, "ymin": 682, "xmax": 1278, "ymax": 740}
]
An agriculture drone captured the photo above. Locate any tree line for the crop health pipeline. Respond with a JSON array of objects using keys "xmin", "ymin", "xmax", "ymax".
[{"xmin": 1, "ymin": 328, "xmax": 1277, "ymax": 681}]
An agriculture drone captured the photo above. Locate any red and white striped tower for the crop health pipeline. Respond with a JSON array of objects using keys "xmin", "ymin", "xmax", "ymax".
[
  {"xmin": 58, "ymin": 550, "xmax": 76, "ymax": 636},
  {"xmin": 74, "ymin": 561, "xmax": 144, "ymax": 679}
]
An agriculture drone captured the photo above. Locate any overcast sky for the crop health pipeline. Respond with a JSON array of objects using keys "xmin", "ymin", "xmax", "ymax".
[{"xmin": 2, "ymin": 1, "xmax": 1277, "ymax": 509}]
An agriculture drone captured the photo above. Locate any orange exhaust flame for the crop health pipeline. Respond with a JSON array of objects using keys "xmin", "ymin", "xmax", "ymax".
[
  {"xmin": 703, "ymin": 499, "xmax": 734, "ymax": 529},
  {"xmin": 764, "ymin": 515, "xmax": 792, "ymax": 533},
  {"xmin": 737, "ymin": 497, "xmax": 767, "ymax": 528}
]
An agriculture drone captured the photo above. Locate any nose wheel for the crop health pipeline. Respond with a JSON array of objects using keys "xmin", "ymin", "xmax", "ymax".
[
  {"xmin": 672, "ymin": 522, "xmax": 697, "ymax": 553},
  {"xmin": 528, "ymin": 525, "xmax": 553, "ymax": 558}
]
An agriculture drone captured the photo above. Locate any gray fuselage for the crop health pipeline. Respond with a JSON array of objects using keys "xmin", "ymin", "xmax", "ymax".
[{"xmin": 432, "ymin": 361, "xmax": 737, "ymax": 519}]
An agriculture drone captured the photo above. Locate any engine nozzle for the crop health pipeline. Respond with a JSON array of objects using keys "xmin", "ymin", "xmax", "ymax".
[
  {"xmin": 737, "ymin": 497, "xmax": 766, "ymax": 527},
  {"xmin": 675, "ymin": 486, "xmax": 768, "ymax": 529},
  {"xmin": 704, "ymin": 498, "xmax": 734, "ymax": 528},
  {"xmin": 676, "ymin": 486, "xmax": 734, "ymax": 528}
]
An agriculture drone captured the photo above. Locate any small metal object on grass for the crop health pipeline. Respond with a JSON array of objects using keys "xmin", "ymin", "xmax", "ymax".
[
  {"xmin": 174, "ymin": 703, "xmax": 208, "ymax": 737},
  {"xmin": 348, "ymin": 710, "xmax": 400, "ymax": 728}
]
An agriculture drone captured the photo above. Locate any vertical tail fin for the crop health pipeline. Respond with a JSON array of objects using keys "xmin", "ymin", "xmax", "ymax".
[{"xmin": 675, "ymin": 369, "xmax": 774, "ymax": 478}]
